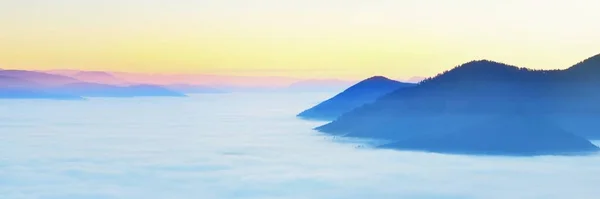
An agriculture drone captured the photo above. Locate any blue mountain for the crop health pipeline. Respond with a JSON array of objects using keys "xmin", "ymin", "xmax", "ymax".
[
  {"xmin": 49, "ymin": 83, "xmax": 187, "ymax": 97},
  {"xmin": 315, "ymin": 58, "xmax": 600, "ymax": 156},
  {"xmin": 0, "ymin": 70, "xmax": 187, "ymax": 98},
  {"xmin": 297, "ymin": 76, "xmax": 415, "ymax": 120},
  {"xmin": 0, "ymin": 75, "xmax": 83, "ymax": 100},
  {"xmin": 381, "ymin": 114, "xmax": 599, "ymax": 156},
  {"xmin": 545, "ymin": 54, "xmax": 600, "ymax": 139},
  {"xmin": 0, "ymin": 88, "xmax": 84, "ymax": 100},
  {"xmin": 0, "ymin": 70, "xmax": 81, "ymax": 86}
]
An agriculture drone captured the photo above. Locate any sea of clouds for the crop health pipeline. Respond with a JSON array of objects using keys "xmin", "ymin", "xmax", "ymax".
[{"xmin": 1, "ymin": 93, "xmax": 600, "ymax": 199}]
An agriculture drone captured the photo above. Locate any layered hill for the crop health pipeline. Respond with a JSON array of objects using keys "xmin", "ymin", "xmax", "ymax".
[
  {"xmin": 0, "ymin": 75, "xmax": 82, "ymax": 100},
  {"xmin": 70, "ymin": 71, "xmax": 130, "ymax": 85},
  {"xmin": 315, "ymin": 56, "xmax": 600, "ymax": 156},
  {"xmin": 0, "ymin": 70, "xmax": 186, "ymax": 98},
  {"xmin": 297, "ymin": 76, "xmax": 415, "ymax": 120},
  {"xmin": 0, "ymin": 75, "xmax": 39, "ymax": 88},
  {"xmin": 0, "ymin": 70, "xmax": 81, "ymax": 86},
  {"xmin": 381, "ymin": 114, "xmax": 598, "ymax": 156},
  {"xmin": 0, "ymin": 87, "xmax": 83, "ymax": 100},
  {"xmin": 318, "ymin": 61, "xmax": 551, "ymax": 139},
  {"xmin": 543, "ymin": 54, "xmax": 600, "ymax": 139},
  {"xmin": 48, "ymin": 83, "xmax": 187, "ymax": 97}
]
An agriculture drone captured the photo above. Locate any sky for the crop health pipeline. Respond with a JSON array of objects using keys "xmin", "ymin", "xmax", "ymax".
[{"xmin": 1, "ymin": 0, "xmax": 600, "ymax": 80}]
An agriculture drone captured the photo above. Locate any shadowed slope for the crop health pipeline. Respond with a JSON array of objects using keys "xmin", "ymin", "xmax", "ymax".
[
  {"xmin": 0, "ymin": 70, "xmax": 81, "ymax": 86},
  {"xmin": 70, "ymin": 71, "xmax": 130, "ymax": 85},
  {"xmin": 165, "ymin": 84, "xmax": 226, "ymax": 94},
  {"xmin": 316, "ymin": 59, "xmax": 600, "ymax": 156},
  {"xmin": 49, "ymin": 83, "xmax": 187, "ymax": 97},
  {"xmin": 0, "ymin": 88, "xmax": 84, "ymax": 100},
  {"xmin": 565, "ymin": 53, "xmax": 600, "ymax": 76},
  {"xmin": 297, "ymin": 76, "xmax": 415, "ymax": 120},
  {"xmin": 317, "ymin": 60, "xmax": 554, "ymax": 138},
  {"xmin": 381, "ymin": 114, "xmax": 599, "ymax": 156},
  {"xmin": 1, "ymin": 70, "xmax": 186, "ymax": 98},
  {"xmin": 0, "ymin": 75, "xmax": 39, "ymax": 88},
  {"xmin": 545, "ymin": 53, "xmax": 600, "ymax": 139},
  {"xmin": 0, "ymin": 75, "xmax": 83, "ymax": 100}
]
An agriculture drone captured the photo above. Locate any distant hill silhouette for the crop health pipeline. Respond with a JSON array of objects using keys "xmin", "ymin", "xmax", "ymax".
[
  {"xmin": 315, "ymin": 55, "xmax": 600, "ymax": 156},
  {"xmin": 0, "ymin": 70, "xmax": 186, "ymax": 98},
  {"xmin": 0, "ymin": 88, "xmax": 83, "ymax": 100},
  {"xmin": 71, "ymin": 71, "xmax": 130, "ymax": 85},
  {"xmin": 0, "ymin": 75, "xmax": 39, "ymax": 88},
  {"xmin": 49, "ymin": 83, "xmax": 187, "ymax": 97},
  {"xmin": 298, "ymin": 76, "xmax": 415, "ymax": 120},
  {"xmin": 44, "ymin": 70, "xmax": 130, "ymax": 85},
  {"xmin": 0, "ymin": 75, "xmax": 82, "ymax": 99},
  {"xmin": 0, "ymin": 70, "xmax": 81, "ymax": 86}
]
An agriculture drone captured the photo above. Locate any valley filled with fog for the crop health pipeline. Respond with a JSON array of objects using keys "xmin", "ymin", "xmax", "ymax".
[{"xmin": 2, "ymin": 93, "xmax": 600, "ymax": 199}]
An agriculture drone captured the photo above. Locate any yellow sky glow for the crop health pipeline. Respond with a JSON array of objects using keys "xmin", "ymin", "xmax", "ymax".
[{"xmin": 1, "ymin": 0, "xmax": 600, "ymax": 80}]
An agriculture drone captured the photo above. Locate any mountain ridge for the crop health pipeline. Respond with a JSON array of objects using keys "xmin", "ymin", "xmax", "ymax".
[
  {"xmin": 0, "ymin": 70, "xmax": 186, "ymax": 98},
  {"xmin": 297, "ymin": 76, "xmax": 415, "ymax": 120},
  {"xmin": 315, "ymin": 54, "xmax": 600, "ymax": 156}
]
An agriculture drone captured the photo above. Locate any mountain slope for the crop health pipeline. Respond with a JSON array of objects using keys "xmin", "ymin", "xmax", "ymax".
[
  {"xmin": 0, "ymin": 75, "xmax": 40, "ymax": 88},
  {"xmin": 0, "ymin": 88, "xmax": 83, "ymax": 100},
  {"xmin": 381, "ymin": 114, "xmax": 599, "ymax": 156},
  {"xmin": 545, "ymin": 53, "xmax": 600, "ymax": 139},
  {"xmin": 297, "ymin": 76, "xmax": 415, "ymax": 120},
  {"xmin": 315, "ymin": 59, "xmax": 599, "ymax": 156},
  {"xmin": 317, "ymin": 61, "xmax": 554, "ymax": 138},
  {"xmin": 0, "ymin": 75, "xmax": 83, "ymax": 99},
  {"xmin": 165, "ymin": 84, "xmax": 226, "ymax": 93},
  {"xmin": 49, "ymin": 83, "xmax": 187, "ymax": 97},
  {"xmin": 564, "ymin": 53, "xmax": 600, "ymax": 77},
  {"xmin": 70, "ymin": 71, "xmax": 130, "ymax": 85},
  {"xmin": 0, "ymin": 70, "xmax": 81, "ymax": 86}
]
